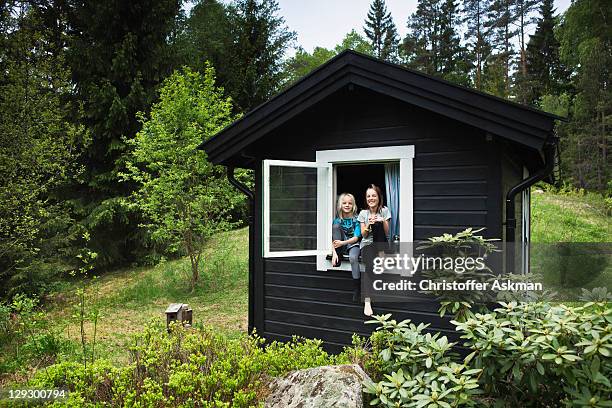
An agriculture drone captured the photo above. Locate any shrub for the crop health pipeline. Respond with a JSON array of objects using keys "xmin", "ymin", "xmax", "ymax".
[
  {"xmin": 30, "ymin": 321, "xmax": 343, "ymax": 407},
  {"xmin": 453, "ymin": 301, "xmax": 612, "ymax": 407},
  {"xmin": 0, "ymin": 294, "xmax": 71, "ymax": 375},
  {"xmin": 359, "ymin": 300, "xmax": 612, "ymax": 407},
  {"xmin": 360, "ymin": 314, "xmax": 482, "ymax": 407}
]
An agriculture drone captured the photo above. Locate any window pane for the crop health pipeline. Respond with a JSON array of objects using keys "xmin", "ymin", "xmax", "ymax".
[{"xmin": 269, "ymin": 166, "xmax": 317, "ymax": 252}]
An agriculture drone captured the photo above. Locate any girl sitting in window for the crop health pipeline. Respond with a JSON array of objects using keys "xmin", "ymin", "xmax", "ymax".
[
  {"xmin": 358, "ymin": 184, "xmax": 391, "ymax": 315},
  {"xmin": 331, "ymin": 194, "xmax": 361, "ymax": 288}
]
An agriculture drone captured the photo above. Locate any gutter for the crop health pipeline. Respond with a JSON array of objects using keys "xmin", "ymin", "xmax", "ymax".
[
  {"xmin": 505, "ymin": 136, "xmax": 558, "ymax": 271},
  {"xmin": 227, "ymin": 167, "xmax": 255, "ymax": 334}
]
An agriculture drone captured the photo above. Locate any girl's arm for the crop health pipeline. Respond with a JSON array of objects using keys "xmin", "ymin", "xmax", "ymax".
[
  {"xmin": 360, "ymin": 222, "xmax": 368, "ymax": 238},
  {"xmin": 345, "ymin": 235, "xmax": 359, "ymax": 245}
]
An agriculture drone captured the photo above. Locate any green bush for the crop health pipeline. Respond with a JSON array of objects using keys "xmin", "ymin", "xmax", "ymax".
[
  {"xmin": 359, "ymin": 300, "xmax": 612, "ymax": 407},
  {"xmin": 360, "ymin": 314, "xmax": 482, "ymax": 408},
  {"xmin": 454, "ymin": 301, "xmax": 612, "ymax": 407},
  {"xmin": 29, "ymin": 321, "xmax": 344, "ymax": 407},
  {"xmin": 0, "ymin": 294, "xmax": 72, "ymax": 375}
]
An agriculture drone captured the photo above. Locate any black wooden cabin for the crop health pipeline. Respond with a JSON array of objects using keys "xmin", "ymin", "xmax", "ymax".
[{"xmin": 200, "ymin": 51, "xmax": 561, "ymax": 352}]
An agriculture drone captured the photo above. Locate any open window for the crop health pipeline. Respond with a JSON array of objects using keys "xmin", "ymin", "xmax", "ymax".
[
  {"xmin": 262, "ymin": 146, "xmax": 414, "ymax": 271},
  {"xmin": 263, "ymin": 160, "xmax": 332, "ymax": 258}
]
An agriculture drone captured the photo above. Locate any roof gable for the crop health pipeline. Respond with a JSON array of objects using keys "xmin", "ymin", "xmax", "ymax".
[{"xmin": 200, "ymin": 50, "xmax": 561, "ymax": 166}]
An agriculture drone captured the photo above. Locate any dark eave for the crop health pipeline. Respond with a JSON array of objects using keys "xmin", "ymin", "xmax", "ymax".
[{"xmin": 200, "ymin": 50, "xmax": 562, "ymax": 166}]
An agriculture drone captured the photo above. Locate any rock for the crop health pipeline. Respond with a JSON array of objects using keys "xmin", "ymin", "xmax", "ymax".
[{"xmin": 265, "ymin": 364, "xmax": 371, "ymax": 408}]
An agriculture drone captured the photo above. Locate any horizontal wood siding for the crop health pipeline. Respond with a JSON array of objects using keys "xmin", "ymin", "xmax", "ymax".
[
  {"xmin": 250, "ymin": 86, "xmax": 503, "ymax": 350},
  {"xmin": 262, "ymin": 258, "xmax": 459, "ymax": 352}
]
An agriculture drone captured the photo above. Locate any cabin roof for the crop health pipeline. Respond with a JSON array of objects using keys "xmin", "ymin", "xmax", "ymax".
[{"xmin": 200, "ymin": 50, "xmax": 562, "ymax": 167}]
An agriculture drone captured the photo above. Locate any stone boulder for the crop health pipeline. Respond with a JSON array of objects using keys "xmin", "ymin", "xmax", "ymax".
[{"xmin": 264, "ymin": 364, "xmax": 371, "ymax": 408}]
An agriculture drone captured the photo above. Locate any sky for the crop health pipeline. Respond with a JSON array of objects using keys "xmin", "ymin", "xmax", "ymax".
[{"xmin": 276, "ymin": 0, "xmax": 574, "ymax": 55}]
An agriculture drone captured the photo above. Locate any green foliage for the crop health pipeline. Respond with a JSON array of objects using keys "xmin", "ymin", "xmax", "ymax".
[
  {"xmin": 523, "ymin": 0, "xmax": 570, "ymax": 105},
  {"xmin": 359, "ymin": 299, "xmax": 612, "ymax": 407},
  {"xmin": 336, "ymin": 29, "xmax": 375, "ymax": 55},
  {"xmin": 364, "ymin": 0, "xmax": 400, "ymax": 61},
  {"xmin": 453, "ymin": 301, "xmax": 612, "ymax": 406},
  {"xmin": 29, "ymin": 322, "xmax": 342, "ymax": 407},
  {"xmin": 282, "ymin": 30, "xmax": 373, "ymax": 86},
  {"xmin": 282, "ymin": 46, "xmax": 336, "ymax": 85},
  {"xmin": 0, "ymin": 3, "xmax": 88, "ymax": 300},
  {"xmin": 61, "ymin": 0, "xmax": 182, "ymax": 269},
  {"xmin": 123, "ymin": 65, "xmax": 245, "ymax": 289},
  {"xmin": 180, "ymin": 0, "xmax": 296, "ymax": 113},
  {"xmin": 0, "ymin": 294, "xmax": 72, "ymax": 376},
  {"xmin": 360, "ymin": 314, "xmax": 482, "ymax": 407},
  {"xmin": 417, "ymin": 228, "xmax": 499, "ymax": 322},
  {"xmin": 404, "ymin": 0, "xmax": 470, "ymax": 86},
  {"xmin": 462, "ymin": 0, "xmax": 493, "ymax": 90},
  {"xmin": 555, "ymin": 0, "xmax": 611, "ymax": 192}
]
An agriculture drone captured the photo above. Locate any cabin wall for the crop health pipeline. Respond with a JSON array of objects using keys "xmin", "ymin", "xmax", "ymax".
[
  {"xmin": 250, "ymin": 87, "xmax": 506, "ymax": 351},
  {"xmin": 501, "ymin": 149, "xmax": 528, "ymax": 274}
]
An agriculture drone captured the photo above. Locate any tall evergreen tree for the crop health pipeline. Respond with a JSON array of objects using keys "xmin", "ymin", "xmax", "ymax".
[
  {"xmin": 223, "ymin": 0, "xmax": 296, "ymax": 112},
  {"xmin": 64, "ymin": 0, "xmax": 181, "ymax": 268},
  {"xmin": 364, "ymin": 0, "xmax": 399, "ymax": 61},
  {"xmin": 404, "ymin": 0, "xmax": 467, "ymax": 84},
  {"xmin": 463, "ymin": 0, "xmax": 493, "ymax": 90},
  {"xmin": 403, "ymin": 0, "xmax": 440, "ymax": 74},
  {"xmin": 175, "ymin": 0, "xmax": 295, "ymax": 112},
  {"xmin": 438, "ymin": 0, "xmax": 470, "ymax": 85},
  {"xmin": 513, "ymin": 0, "xmax": 541, "ymax": 78},
  {"xmin": 175, "ymin": 0, "xmax": 231, "ymax": 71},
  {"xmin": 486, "ymin": 0, "xmax": 518, "ymax": 96},
  {"xmin": 382, "ymin": 18, "xmax": 400, "ymax": 62},
  {"xmin": 524, "ymin": 0, "xmax": 568, "ymax": 104}
]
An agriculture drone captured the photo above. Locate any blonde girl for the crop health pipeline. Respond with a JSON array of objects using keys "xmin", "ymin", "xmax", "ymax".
[{"xmin": 331, "ymin": 193, "xmax": 361, "ymax": 287}]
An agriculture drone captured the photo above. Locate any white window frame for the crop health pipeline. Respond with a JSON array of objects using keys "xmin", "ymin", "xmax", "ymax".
[
  {"xmin": 316, "ymin": 146, "xmax": 415, "ymax": 271},
  {"xmin": 262, "ymin": 146, "xmax": 415, "ymax": 272},
  {"xmin": 262, "ymin": 159, "xmax": 332, "ymax": 258}
]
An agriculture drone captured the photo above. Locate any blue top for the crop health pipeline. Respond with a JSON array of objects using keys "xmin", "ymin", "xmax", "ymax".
[{"xmin": 333, "ymin": 216, "xmax": 361, "ymax": 249}]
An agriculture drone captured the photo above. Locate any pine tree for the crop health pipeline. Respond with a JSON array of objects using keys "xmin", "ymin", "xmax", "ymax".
[
  {"xmin": 463, "ymin": 0, "xmax": 493, "ymax": 90},
  {"xmin": 404, "ymin": 0, "xmax": 467, "ymax": 84},
  {"xmin": 224, "ymin": 0, "xmax": 296, "ymax": 111},
  {"xmin": 514, "ymin": 0, "xmax": 541, "ymax": 78},
  {"xmin": 486, "ymin": 0, "xmax": 518, "ymax": 96},
  {"xmin": 524, "ymin": 0, "xmax": 568, "ymax": 104},
  {"xmin": 404, "ymin": 0, "xmax": 440, "ymax": 74},
  {"xmin": 438, "ymin": 0, "xmax": 469, "ymax": 84},
  {"xmin": 382, "ymin": 19, "xmax": 400, "ymax": 62},
  {"xmin": 364, "ymin": 0, "xmax": 399, "ymax": 61},
  {"xmin": 63, "ymin": 0, "xmax": 181, "ymax": 268},
  {"xmin": 176, "ymin": 0, "xmax": 295, "ymax": 112}
]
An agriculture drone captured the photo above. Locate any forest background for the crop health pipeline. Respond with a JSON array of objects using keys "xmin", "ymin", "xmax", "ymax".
[{"xmin": 0, "ymin": 0, "xmax": 609, "ymax": 302}]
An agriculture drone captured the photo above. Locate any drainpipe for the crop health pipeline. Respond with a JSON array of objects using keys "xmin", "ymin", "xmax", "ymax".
[
  {"xmin": 505, "ymin": 137, "xmax": 558, "ymax": 272},
  {"xmin": 227, "ymin": 166, "xmax": 255, "ymax": 334}
]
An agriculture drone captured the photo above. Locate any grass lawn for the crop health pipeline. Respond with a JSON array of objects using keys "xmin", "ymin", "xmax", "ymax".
[
  {"xmin": 45, "ymin": 227, "xmax": 249, "ymax": 366},
  {"xmin": 530, "ymin": 189, "xmax": 611, "ymax": 295},
  {"xmin": 531, "ymin": 189, "xmax": 611, "ymax": 242}
]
